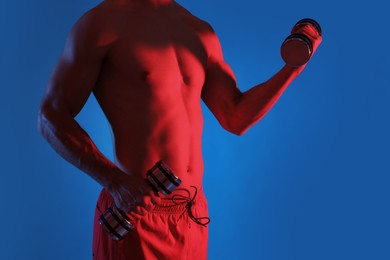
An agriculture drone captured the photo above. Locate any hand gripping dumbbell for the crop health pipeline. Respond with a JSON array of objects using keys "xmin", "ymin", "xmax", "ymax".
[
  {"xmin": 99, "ymin": 161, "xmax": 182, "ymax": 240},
  {"xmin": 281, "ymin": 18, "xmax": 322, "ymax": 67}
]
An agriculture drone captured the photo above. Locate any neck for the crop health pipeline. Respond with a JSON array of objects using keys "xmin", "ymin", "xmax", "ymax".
[{"xmin": 105, "ymin": 0, "xmax": 174, "ymax": 8}]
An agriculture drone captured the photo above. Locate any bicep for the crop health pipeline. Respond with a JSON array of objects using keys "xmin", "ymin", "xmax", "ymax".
[
  {"xmin": 43, "ymin": 11, "xmax": 109, "ymax": 117},
  {"xmin": 46, "ymin": 54, "xmax": 103, "ymax": 117},
  {"xmin": 201, "ymin": 29, "xmax": 242, "ymax": 126},
  {"xmin": 201, "ymin": 60, "xmax": 241, "ymax": 113}
]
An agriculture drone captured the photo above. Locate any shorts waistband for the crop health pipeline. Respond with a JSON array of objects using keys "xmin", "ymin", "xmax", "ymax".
[
  {"xmin": 150, "ymin": 186, "xmax": 204, "ymax": 214},
  {"xmin": 152, "ymin": 185, "xmax": 210, "ymax": 227},
  {"xmin": 99, "ymin": 186, "xmax": 210, "ymax": 227}
]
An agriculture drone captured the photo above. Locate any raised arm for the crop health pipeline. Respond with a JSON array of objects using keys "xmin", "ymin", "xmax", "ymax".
[
  {"xmin": 201, "ymin": 24, "xmax": 322, "ymax": 136},
  {"xmin": 37, "ymin": 8, "xmax": 119, "ymax": 188}
]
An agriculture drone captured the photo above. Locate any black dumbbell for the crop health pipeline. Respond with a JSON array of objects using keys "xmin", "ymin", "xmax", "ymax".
[
  {"xmin": 99, "ymin": 161, "xmax": 181, "ymax": 240},
  {"xmin": 281, "ymin": 18, "xmax": 322, "ymax": 67}
]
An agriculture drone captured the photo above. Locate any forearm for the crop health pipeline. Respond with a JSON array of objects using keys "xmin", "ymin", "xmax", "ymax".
[
  {"xmin": 38, "ymin": 105, "xmax": 121, "ymax": 188},
  {"xmin": 232, "ymin": 64, "xmax": 305, "ymax": 134}
]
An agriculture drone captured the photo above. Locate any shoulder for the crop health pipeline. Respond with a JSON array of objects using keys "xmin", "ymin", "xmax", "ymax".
[
  {"xmin": 173, "ymin": 3, "xmax": 220, "ymax": 54},
  {"xmin": 71, "ymin": 3, "xmax": 106, "ymax": 32},
  {"xmin": 176, "ymin": 4, "xmax": 215, "ymax": 32},
  {"xmin": 65, "ymin": 2, "xmax": 119, "ymax": 54}
]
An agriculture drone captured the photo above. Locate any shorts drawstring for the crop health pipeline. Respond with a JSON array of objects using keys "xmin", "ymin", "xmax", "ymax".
[{"xmin": 168, "ymin": 186, "xmax": 211, "ymax": 227}]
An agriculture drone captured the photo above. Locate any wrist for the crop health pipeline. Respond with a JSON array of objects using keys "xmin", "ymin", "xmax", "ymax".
[
  {"xmin": 283, "ymin": 63, "xmax": 306, "ymax": 75},
  {"xmin": 104, "ymin": 165, "xmax": 126, "ymax": 192}
]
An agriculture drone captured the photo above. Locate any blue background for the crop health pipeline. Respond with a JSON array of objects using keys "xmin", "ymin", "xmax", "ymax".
[{"xmin": 1, "ymin": 0, "xmax": 389, "ymax": 259}]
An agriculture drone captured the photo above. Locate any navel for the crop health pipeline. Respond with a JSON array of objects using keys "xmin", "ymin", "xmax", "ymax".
[{"xmin": 181, "ymin": 74, "xmax": 190, "ymax": 85}]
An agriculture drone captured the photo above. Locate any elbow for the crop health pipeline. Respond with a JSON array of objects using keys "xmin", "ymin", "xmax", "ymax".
[
  {"xmin": 225, "ymin": 123, "xmax": 247, "ymax": 136},
  {"xmin": 219, "ymin": 96, "xmax": 249, "ymax": 136},
  {"xmin": 230, "ymin": 129, "xmax": 246, "ymax": 136},
  {"xmin": 37, "ymin": 100, "xmax": 57, "ymax": 139},
  {"xmin": 37, "ymin": 102, "xmax": 49, "ymax": 138},
  {"xmin": 221, "ymin": 116, "xmax": 249, "ymax": 136},
  {"xmin": 222, "ymin": 111, "xmax": 266, "ymax": 136}
]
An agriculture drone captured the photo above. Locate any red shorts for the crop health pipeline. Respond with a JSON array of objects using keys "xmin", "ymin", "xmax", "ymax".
[{"xmin": 92, "ymin": 188, "xmax": 209, "ymax": 260}]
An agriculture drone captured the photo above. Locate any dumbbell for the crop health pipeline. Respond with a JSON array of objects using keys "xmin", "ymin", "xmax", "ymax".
[
  {"xmin": 99, "ymin": 161, "xmax": 182, "ymax": 240},
  {"xmin": 281, "ymin": 18, "xmax": 322, "ymax": 67}
]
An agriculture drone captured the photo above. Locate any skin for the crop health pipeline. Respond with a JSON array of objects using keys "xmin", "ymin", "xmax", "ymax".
[{"xmin": 37, "ymin": 0, "xmax": 322, "ymax": 216}]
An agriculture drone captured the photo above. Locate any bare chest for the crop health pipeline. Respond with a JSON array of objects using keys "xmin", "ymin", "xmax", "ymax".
[{"xmin": 105, "ymin": 10, "xmax": 208, "ymax": 89}]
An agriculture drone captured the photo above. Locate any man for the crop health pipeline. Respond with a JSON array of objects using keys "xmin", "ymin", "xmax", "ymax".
[{"xmin": 38, "ymin": 0, "xmax": 322, "ymax": 259}]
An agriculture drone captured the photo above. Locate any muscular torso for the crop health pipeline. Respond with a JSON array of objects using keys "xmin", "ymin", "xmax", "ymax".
[{"xmin": 92, "ymin": 2, "xmax": 210, "ymax": 190}]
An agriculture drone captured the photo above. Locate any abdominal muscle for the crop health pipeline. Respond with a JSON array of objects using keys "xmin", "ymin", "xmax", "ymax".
[{"xmin": 93, "ymin": 73, "xmax": 205, "ymax": 195}]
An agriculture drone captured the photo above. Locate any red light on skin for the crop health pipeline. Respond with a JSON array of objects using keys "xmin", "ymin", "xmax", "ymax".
[{"xmin": 97, "ymin": 31, "xmax": 118, "ymax": 47}]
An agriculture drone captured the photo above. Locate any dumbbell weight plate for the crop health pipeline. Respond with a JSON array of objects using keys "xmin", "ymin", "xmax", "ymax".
[
  {"xmin": 281, "ymin": 33, "xmax": 313, "ymax": 67},
  {"xmin": 295, "ymin": 18, "xmax": 322, "ymax": 35}
]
